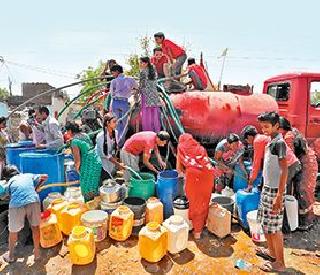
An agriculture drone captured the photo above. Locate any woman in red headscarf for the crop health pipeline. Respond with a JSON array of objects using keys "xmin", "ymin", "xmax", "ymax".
[{"xmin": 176, "ymin": 133, "xmax": 215, "ymax": 239}]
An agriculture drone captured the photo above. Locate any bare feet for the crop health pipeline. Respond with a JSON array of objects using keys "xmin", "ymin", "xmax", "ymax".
[{"xmin": 260, "ymin": 261, "xmax": 286, "ymax": 272}]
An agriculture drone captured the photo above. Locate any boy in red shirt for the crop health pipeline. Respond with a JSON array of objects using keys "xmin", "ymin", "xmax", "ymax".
[
  {"xmin": 120, "ymin": 131, "xmax": 170, "ymax": 181},
  {"xmin": 150, "ymin": 47, "xmax": 169, "ymax": 79},
  {"xmin": 176, "ymin": 58, "xmax": 208, "ymax": 90},
  {"xmin": 154, "ymin": 32, "xmax": 187, "ymax": 77}
]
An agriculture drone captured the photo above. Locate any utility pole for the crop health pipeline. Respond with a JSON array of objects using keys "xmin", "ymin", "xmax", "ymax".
[{"xmin": 218, "ymin": 48, "xmax": 228, "ymax": 90}]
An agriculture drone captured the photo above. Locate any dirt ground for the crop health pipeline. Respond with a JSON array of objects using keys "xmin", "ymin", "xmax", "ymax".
[{"xmin": 0, "ymin": 203, "xmax": 319, "ymax": 275}]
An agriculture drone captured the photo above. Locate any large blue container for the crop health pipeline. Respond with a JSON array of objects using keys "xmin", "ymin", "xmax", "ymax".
[
  {"xmin": 5, "ymin": 143, "xmax": 36, "ymax": 169},
  {"xmin": 5, "ymin": 143, "xmax": 57, "ymax": 170},
  {"xmin": 233, "ymin": 164, "xmax": 248, "ymax": 192},
  {"xmin": 156, "ymin": 170, "xmax": 178, "ymax": 218},
  {"xmin": 236, "ymin": 188, "xmax": 261, "ymax": 228},
  {"xmin": 20, "ymin": 152, "xmax": 65, "ymax": 201}
]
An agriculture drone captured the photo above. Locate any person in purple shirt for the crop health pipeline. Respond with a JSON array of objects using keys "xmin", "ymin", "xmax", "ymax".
[{"xmin": 110, "ymin": 65, "xmax": 137, "ymax": 147}]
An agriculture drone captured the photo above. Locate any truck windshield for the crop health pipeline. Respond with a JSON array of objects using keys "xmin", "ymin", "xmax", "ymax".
[{"xmin": 267, "ymin": 83, "xmax": 290, "ymax": 102}]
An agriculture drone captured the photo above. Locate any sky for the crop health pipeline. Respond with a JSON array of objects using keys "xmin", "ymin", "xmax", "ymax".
[{"xmin": 0, "ymin": 0, "xmax": 319, "ymax": 98}]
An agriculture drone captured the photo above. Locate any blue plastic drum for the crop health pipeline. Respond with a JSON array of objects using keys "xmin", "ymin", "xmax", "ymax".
[
  {"xmin": 156, "ymin": 170, "xmax": 178, "ymax": 218},
  {"xmin": 20, "ymin": 152, "xmax": 65, "ymax": 201},
  {"xmin": 233, "ymin": 164, "xmax": 248, "ymax": 192}
]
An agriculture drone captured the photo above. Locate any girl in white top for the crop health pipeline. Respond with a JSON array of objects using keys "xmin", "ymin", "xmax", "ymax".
[{"xmin": 95, "ymin": 113, "xmax": 124, "ymax": 181}]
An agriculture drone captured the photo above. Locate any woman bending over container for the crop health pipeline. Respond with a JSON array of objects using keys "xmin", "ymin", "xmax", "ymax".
[
  {"xmin": 96, "ymin": 113, "xmax": 125, "ymax": 181},
  {"xmin": 65, "ymin": 122, "xmax": 102, "ymax": 202},
  {"xmin": 176, "ymin": 133, "xmax": 215, "ymax": 239},
  {"xmin": 139, "ymin": 56, "xmax": 163, "ymax": 132}
]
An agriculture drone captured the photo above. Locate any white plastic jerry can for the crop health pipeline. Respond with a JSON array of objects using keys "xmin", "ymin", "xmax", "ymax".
[{"xmin": 163, "ymin": 215, "xmax": 189, "ymax": 254}]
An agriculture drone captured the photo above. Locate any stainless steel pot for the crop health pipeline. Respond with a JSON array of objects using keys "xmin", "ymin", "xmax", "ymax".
[{"xmin": 100, "ymin": 179, "xmax": 127, "ymax": 203}]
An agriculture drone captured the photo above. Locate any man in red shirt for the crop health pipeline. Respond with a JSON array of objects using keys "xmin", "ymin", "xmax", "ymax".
[
  {"xmin": 176, "ymin": 58, "xmax": 208, "ymax": 90},
  {"xmin": 154, "ymin": 32, "xmax": 187, "ymax": 77},
  {"xmin": 151, "ymin": 47, "xmax": 169, "ymax": 79},
  {"xmin": 120, "ymin": 131, "xmax": 170, "ymax": 181}
]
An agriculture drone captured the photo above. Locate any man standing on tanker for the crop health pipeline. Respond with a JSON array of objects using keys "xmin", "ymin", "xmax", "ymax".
[{"xmin": 154, "ymin": 32, "xmax": 187, "ymax": 77}]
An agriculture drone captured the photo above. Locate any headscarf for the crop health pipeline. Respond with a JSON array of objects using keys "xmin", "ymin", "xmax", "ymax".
[{"xmin": 177, "ymin": 133, "xmax": 213, "ymax": 171}]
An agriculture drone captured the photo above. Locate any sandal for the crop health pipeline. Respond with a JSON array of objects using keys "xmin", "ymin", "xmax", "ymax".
[
  {"xmin": 255, "ymin": 247, "xmax": 276, "ymax": 262},
  {"xmin": 260, "ymin": 261, "xmax": 286, "ymax": 273},
  {"xmin": 2, "ymin": 253, "xmax": 15, "ymax": 264}
]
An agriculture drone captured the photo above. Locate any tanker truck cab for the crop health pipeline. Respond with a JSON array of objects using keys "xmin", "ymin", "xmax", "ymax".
[{"xmin": 263, "ymin": 72, "xmax": 320, "ymax": 143}]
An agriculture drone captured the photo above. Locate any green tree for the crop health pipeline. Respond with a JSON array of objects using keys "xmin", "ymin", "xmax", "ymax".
[
  {"xmin": 125, "ymin": 35, "xmax": 152, "ymax": 77},
  {"xmin": 0, "ymin": 87, "xmax": 9, "ymax": 101},
  {"xmin": 78, "ymin": 61, "xmax": 106, "ymax": 102}
]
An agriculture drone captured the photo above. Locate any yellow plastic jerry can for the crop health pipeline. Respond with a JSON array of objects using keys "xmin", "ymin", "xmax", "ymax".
[
  {"xmin": 109, "ymin": 205, "xmax": 134, "ymax": 241},
  {"xmin": 48, "ymin": 198, "xmax": 68, "ymax": 228},
  {"xmin": 139, "ymin": 222, "xmax": 168, "ymax": 263},
  {"xmin": 40, "ymin": 210, "xmax": 62, "ymax": 248},
  {"xmin": 60, "ymin": 203, "xmax": 87, "ymax": 235},
  {"xmin": 146, "ymin": 197, "xmax": 164, "ymax": 225},
  {"xmin": 68, "ymin": 225, "xmax": 95, "ymax": 265}
]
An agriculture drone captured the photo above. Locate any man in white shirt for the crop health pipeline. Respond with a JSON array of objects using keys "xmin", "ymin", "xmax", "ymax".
[{"xmin": 38, "ymin": 107, "xmax": 64, "ymax": 149}]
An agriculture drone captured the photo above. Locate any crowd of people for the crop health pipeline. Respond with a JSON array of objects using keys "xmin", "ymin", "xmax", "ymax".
[{"xmin": 0, "ymin": 32, "xmax": 317, "ymax": 272}]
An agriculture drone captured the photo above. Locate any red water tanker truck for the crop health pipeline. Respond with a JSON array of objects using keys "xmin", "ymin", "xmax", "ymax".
[{"xmin": 170, "ymin": 72, "xmax": 320, "ymax": 158}]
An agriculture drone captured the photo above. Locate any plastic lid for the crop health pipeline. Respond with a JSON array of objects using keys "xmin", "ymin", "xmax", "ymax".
[
  {"xmin": 72, "ymin": 226, "xmax": 87, "ymax": 239},
  {"xmin": 147, "ymin": 222, "xmax": 160, "ymax": 231},
  {"xmin": 51, "ymin": 198, "xmax": 65, "ymax": 205},
  {"xmin": 81, "ymin": 210, "xmax": 108, "ymax": 224},
  {"xmin": 41, "ymin": 210, "xmax": 51, "ymax": 220},
  {"xmin": 169, "ymin": 215, "xmax": 184, "ymax": 225},
  {"xmin": 148, "ymin": 197, "xmax": 159, "ymax": 203},
  {"xmin": 67, "ymin": 203, "xmax": 81, "ymax": 210}
]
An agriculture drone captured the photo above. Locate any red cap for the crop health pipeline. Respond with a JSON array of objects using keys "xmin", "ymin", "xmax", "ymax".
[{"xmin": 41, "ymin": 209, "xmax": 51, "ymax": 219}]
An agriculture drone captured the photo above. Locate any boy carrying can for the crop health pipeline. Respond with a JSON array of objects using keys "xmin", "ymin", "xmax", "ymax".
[
  {"xmin": 257, "ymin": 111, "xmax": 287, "ymax": 272},
  {"xmin": 0, "ymin": 165, "xmax": 48, "ymax": 264}
]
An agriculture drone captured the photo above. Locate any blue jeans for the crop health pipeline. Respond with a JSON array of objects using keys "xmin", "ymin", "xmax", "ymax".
[{"xmin": 111, "ymin": 98, "xmax": 130, "ymax": 147}]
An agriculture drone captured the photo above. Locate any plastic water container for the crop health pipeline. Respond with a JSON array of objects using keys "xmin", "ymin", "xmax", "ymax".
[
  {"xmin": 146, "ymin": 197, "xmax": 163, "ymax": 225},
  {"xmin": 48, "ymin": 198, "xmax": 68, "ymax": 228},
  {"xmin": 173, "ymin": 196, "xmax": 192, "ymax": 230},
  {"xmin": 20, "ymin": 152, "xmax": 65, "ymax": 201},
  {"xmin": 60, "ymin": 203, "xmax": 87, "ymax": 235},
  {"xmin": 246, "ymin": 210, "xmax": 265, "ymax": 242},
  {"xmin": 40, "ymin": 210, "xmax": 62, "ymax": 248},
  {"xmin": 43, "ymin": 192, "xmax": 65, "ymax": 210},
  {"xmin": 124, "ymin": 197, "xmax": 146, "ymax": 235},
  {"xmin": 65, "ymin": 160, "xmax": 80, "ymax": 183},
  {"xmin": 236, "ymin": 188, "xmax": 261, "ymax": 228},
  {"xmin": 211, "ymin": 195, "xmax": 234, "ymax": 215},
  {"xmin": 285, "ymin": 195, "xmax": 299, "ymax": 231},
  {"xmin": 81, "ymin": 210, "xmax": 109, "ymax": 242},
  {"xmin": 157, "ymin": 170, "xmax": 178, "ymax": 218},
  {"xmin": 68, "ymin": 226, "xmax": 96, "ymax": 265},
  {"xmin": 109, "ymin": 205, "xmax": 134, "ymax": 241},
  {"xmin": 163, "ymin": 215, "xmax": 189, "ymax": 254},
  {"xmin": 64, "ymin": 187, "xmax": 84, "ymax": 204},
  {"xmin": 139, "ymin": 222, "xmax": 168, "ymax": 263},
  {"xmin": 207, "ymin": 203, "xmax": 231, "ymax": 238},
  {"xmin": 233, "ymin": 164, "xmax": 248, "ymax": 192},
  {"xmin": 129, "ymin": 172, "xmax": 155, "ymax": 200}
]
